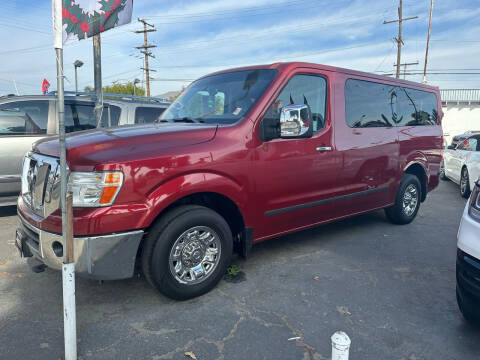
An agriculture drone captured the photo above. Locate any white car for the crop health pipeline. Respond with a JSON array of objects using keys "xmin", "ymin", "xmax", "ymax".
[
  {"xmin": 457, "ymin": 181, "xmax": 480, "ymax": 325},
  {"xmin": 441, "ymin": 134, "xmax": 480, "ymax": 198}
]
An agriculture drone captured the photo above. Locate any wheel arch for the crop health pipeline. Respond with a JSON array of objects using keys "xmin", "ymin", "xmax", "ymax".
[
  {"xmin": 139, "ymin": 172, "xmax": 251, "ymax": 257},
  {"xmin": 404, "ymin": 162, "xmax": 428, "ymax": 202}
]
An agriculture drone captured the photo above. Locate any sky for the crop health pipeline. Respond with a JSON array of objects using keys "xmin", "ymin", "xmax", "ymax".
[{"xmin": 0, "ymin": 0, "xmax": 479, "ymax": 96}]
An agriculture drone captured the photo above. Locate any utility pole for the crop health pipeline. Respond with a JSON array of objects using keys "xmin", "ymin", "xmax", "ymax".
[
  {"xmin": 394, "ymin": 61, "xmax": 419, "ymax": 79},
  {"xmin": 423, "ymin": 0, "xmax": 434, "ymax": 83},
  {"xmin": 384, "ymin": 0, "xmax": 418, "ymax": 78},
  {"xmin": 135, "ymin": 18, "xmax": 156, "ymax": 97}
]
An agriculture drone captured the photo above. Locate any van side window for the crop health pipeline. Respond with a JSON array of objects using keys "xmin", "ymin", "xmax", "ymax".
[
  {"xmin": 99, "ymin": 105, "xmax": 121, "ymax": 127},
  {"xmin": 345, "ymin": 79, "xmax": 438, "ymax": 128},
  {"xmin": 0, "ymin": 100, "xmax": 48, "ymax": 135},
  {"xmin": 397, "ymin": 87, "xmax": 438, "ymax": 126},
  {"xmin": 135, "ymin": 107, "xmax": 166, "ymax": 124},
  {"xmin": 265, "ymin": 75, "xmax": 327, "ymax": 132},
  {"xmin": 65, "ymin": 103, "xmax": 97, "ymax": 133},
  {"xmin": 345, "ymin": 80, "xmax": 396, "ymax": 127}
]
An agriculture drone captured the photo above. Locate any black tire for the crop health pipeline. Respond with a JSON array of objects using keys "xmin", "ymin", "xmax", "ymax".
[
  {"xmin": 460, "ymin": 167, "xmax": 471, "ymax": 199},
  {"xmin": 385, "ymin": 174, "xmax": 422, "ymax": 225},
  {"xmin": 439, "ymin": 161, "xmax": 448, "ymax": 181},
  {"xmin": 457, "ymin": 287, "xmax": 480, "ymax": 327},
  {"xmin": 141, "ymin": 205, "xmax": 233, "ymax": 300}
]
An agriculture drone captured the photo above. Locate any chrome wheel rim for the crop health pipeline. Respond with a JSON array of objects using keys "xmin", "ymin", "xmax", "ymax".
[
  {"xmin": 440, "ymin": 162, "xmax": 445, "ymax": 177},
  {"xmin": 461, "ymin": 170, "xmax": 468, "ymax": 193},
  {"xmin": 169, "ymin": 226, "xmax": 221, "ymax": 285},
  {"xmin": 402, "ymin": 184, "xmax": 418, "ymax": 217}
]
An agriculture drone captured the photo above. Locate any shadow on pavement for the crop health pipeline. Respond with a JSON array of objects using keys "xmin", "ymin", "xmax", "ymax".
[{"xmin": 0, "ymin": 205, "xmax": 17, "ymax": 218}]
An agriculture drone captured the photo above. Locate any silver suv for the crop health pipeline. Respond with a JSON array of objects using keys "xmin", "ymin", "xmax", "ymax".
[{"xmin": 0, "ymin": 92, "xmax": 170, "ymax": 205}]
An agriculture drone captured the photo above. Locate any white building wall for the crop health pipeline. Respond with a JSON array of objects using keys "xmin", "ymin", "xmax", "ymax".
[{"xmin": 442, "ymin": 104, "xmax": 480, "ymax": 144}]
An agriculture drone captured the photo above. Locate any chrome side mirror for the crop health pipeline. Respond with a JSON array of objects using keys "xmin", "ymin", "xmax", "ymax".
[{"xmin": 280, "ymin": 104, "xmax": 313, "ymax": 138}]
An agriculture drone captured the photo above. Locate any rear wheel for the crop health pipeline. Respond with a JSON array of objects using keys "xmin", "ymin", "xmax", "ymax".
[
  {"xmin": 460, "ymin": 167, "xmax": 471, "ymax": 198},
  {"xmin": 439, "ymin": 161, "xmax": 448, "ymax": 180},
  {"xmin": 385, "ymin": 174, "xmax": 421, "ymax": 225},
  {"xmin": 141, "ymin": 205, "xmax": 233, "ymax": 300}
]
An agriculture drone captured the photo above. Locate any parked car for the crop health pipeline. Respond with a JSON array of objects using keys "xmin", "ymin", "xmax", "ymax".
[
  {"xmin": 449, "ymin": 131, "xmax": 480, "ymax": 150},
  {"xmin": 457, "ymin": 180, "xmax": 480, "ymax": 325},
  {"xmin": 0, "ymin": 92, "xmax": 169, "ymax": 205},
  {"xmin": 441, "ymin": 134, "xmax": 480, "ymax": 198},
  {"xmin": 15, "ymin": 62, "xmax": 443, "ymax": 300}
]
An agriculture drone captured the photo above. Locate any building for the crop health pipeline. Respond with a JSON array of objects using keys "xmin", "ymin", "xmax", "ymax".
[{"xmin": 440, "ymin": 89, "xmax": 480, "ymax": 144}]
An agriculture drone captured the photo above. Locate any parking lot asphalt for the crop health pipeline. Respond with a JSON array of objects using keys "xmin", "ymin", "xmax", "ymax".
[{"xmin": 1, "ymin": 180, "xmax": 480, "ymax": 360}]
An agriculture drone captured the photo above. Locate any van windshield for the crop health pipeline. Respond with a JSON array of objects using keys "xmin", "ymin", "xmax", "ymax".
[{"xmin": 160, "ymin": 69, "xmax": 277, "ymax": 125}]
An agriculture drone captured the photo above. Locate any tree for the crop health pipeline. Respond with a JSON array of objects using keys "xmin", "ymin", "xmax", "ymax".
[{"xmin": 84, "ymin": 81, "xmax": 145, "ymax": 96}]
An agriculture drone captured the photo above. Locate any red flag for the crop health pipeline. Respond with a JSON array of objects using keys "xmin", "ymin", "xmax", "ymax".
[{"xmin": 42, "ymin": 78, "xmax": 50, "ymax": 95}]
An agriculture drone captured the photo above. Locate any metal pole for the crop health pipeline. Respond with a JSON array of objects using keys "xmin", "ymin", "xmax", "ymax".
[
  {"xmin": 54, "ymin": 1, "xmax": 76, "ymax": 358},
  {"xmin": 133, "ymin": 83, "xmax": 136, "ymax": 96},
  {"xmin": 74, "ymin": 66, "xmax": 78, "ymax": 94},
  {"xmin": 56, "ymin": 47, "xmax": 77, "ymax": 360},
  {"xmin": 423, "ymin": 0, "xmax": 434, "ymax": 84},
  {"xmin": 93, "ymin": 34, "xmax": 103, "ymax": 126}
]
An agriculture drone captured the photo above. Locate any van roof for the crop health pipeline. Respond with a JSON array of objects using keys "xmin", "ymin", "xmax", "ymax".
[{"xmin": 205, "ymin": 62, "xmax": 439, "ymax": 92}]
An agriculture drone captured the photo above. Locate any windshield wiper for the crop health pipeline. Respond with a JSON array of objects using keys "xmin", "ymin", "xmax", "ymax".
[{"xmin": 172, "ymin": 117, "xmax": 204, "ymax": 123}]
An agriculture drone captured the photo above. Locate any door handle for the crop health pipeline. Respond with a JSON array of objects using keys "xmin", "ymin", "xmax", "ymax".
[{"xmin": 316, "ymin": 146, "xmax": 332, "ymax": 152}]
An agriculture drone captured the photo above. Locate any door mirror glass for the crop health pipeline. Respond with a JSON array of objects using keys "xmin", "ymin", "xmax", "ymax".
[
  {"xmin": 447, "ymin": 144, "xmax": 456, "ymax": 150},
  {"xmin": 280, "ymin": 104, "xmax": 313, "ymax": 138}
]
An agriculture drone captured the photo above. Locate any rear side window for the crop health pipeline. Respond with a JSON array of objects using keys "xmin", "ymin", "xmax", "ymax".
[
  {"xmin": 135, "ymin": 107, "xmax": 166, "ymax": 124},
  {"xmin": 0, "ymin": 100, "xmax": 49, "ymax": 135},
  {"xmin": 396, "ymin": 87, "xmax": 438, "ymax": 126},
  {"xmin": 345, "ymin": 79, "xmax": 438, "ymax": 128}
]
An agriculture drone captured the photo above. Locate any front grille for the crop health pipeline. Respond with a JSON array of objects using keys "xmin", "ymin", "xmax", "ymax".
[{"xmin": 21, "ymin": 153, "xmax": 61, "ymax": 218}]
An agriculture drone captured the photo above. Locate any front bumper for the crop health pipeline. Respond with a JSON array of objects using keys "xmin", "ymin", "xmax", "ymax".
[{"xmin": 17, "ymin": 214, "xmax": 144, "ymax": 280}]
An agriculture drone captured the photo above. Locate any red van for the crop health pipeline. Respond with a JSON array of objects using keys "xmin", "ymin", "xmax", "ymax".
[{"xmin": 16, "ymin": 62, "xmax": 443, "ymax": 299}]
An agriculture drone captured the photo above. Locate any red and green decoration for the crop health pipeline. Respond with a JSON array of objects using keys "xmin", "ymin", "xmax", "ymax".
[{"xmin": 62, "ymin": 0, "xmax": 128, "ymax": 40}]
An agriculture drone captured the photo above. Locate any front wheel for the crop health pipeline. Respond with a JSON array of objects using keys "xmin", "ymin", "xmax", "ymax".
[
  {"xmin": 460, "ymin": 167, "xmax": 471, "ymax": 198},
  {"xmin": 141, "ymin": 205, "xmax": 233, "ymax": 300},
  {"xmin": 385, "ymin": 174, "xmax": 421, "ymax": 225}
]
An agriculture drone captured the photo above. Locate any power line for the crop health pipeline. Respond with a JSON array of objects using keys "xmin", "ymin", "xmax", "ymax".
[{"xmin": 394, "ymin": 61, "xmax": 419, "ymax": 79}]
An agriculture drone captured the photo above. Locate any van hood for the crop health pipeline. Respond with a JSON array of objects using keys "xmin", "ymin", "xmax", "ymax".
[{"xmin": 33, "ymin": 123, "xmax": 217, "ymax": 169}]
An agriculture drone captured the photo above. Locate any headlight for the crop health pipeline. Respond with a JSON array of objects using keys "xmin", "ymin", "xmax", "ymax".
[
  {"xmin": 68, "ymin": 171, "xmax": 123, "ymax": 207},
  {"xmin": 468, "ymin": 181, "xmax": 480, "ymax": 222}
]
